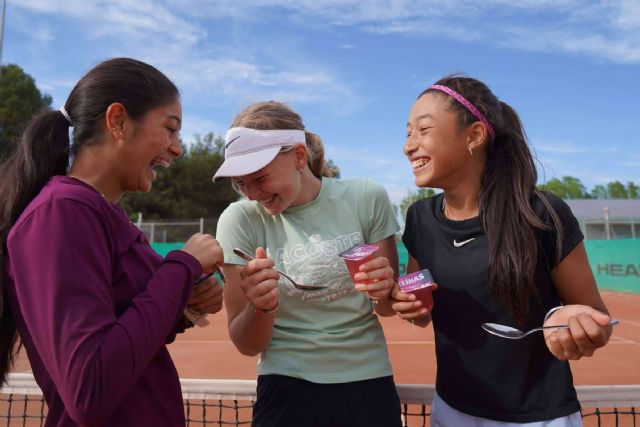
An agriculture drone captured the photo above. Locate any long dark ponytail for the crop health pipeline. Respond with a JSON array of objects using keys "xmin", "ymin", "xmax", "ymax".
[
  {"xmin": 422, "ymin": 76, "xmax": 562, "ymax": 325},
  {"xmin": 0, "ymin": 58, "xmax": 179, "ymax": 384}
]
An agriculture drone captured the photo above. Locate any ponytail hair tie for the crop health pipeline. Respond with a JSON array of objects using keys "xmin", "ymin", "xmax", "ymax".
[{"xmin": 59, "ymin": 107, "xmax": 73, "ymax": 126}]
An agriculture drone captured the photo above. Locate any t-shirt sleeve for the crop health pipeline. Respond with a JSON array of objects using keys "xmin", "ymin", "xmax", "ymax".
[
  {"xmin": 536, "ymin": 192, "xmax": 584, "ymax": 269},
  {"xmin": 360, "ymin": 179, "xmax": 400, "ymax": 243},
  {"xmin": 215, "ymin": 202, "xmax": 256, "ymax": 265},
  {"xmin": 7, "ymin": 198, "xmax": 198, "ymax": 424}
]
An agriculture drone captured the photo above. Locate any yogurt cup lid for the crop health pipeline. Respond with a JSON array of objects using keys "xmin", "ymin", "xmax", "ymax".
[
  {"xmin": 398, "ymin": 269, "xmax": 434, "ymax": 293},
  {"xmin": 338, "ymin": 243, "xmax": 379, "ymax": 260}
]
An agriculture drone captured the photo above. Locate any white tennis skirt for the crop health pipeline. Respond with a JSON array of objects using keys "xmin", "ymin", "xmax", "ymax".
[{"xmin": 430, "ymin": 392, "xmax": 582, "ymax": 427}]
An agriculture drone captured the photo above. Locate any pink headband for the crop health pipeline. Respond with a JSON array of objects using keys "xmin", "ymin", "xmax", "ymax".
[{"xmin": 429, "ymin": 84, "xmax": 496, "ymax": 142}]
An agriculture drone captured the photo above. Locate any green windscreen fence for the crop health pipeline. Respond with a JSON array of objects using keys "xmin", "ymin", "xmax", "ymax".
[
  {"xmin": 150, "ymin": 242, "xmax": 184, "ymax": 257},
  {"xmin": 151, "ymin": 238, "xmax": 640, "ymax": 294},
  {"xmin": 584, "ymin": 239, "xmax": 640, "ymax": 294}
]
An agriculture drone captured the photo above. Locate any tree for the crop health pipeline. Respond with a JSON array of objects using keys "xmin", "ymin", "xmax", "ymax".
[
  {"xmin": 627, "ymin": 182, "xmax": 639, "ymax": 199},
  {"xmin": 538, "ymin": 176, "xmax": 590, "ymax": 199},
  {"xmin": 399, "ymin": 188, "xmax": 437, "ymax": 218},
  {"xmin": 590, "ymin": 184, "xmax": 608, "ymax": 199},
  {"xmin": 607, "ymin": 181, "xmax": 628, "ymax": 199},
  {"xmin": 120, "ymin": 133, "xmax": 239, "ymax": 232},
  {"xmin": 0, "ymin": 64, "xmax": 52, "ymax": 158},
  {"xmin": 326, "ymin": 158, "xmax": 341, "ymax": 178}
]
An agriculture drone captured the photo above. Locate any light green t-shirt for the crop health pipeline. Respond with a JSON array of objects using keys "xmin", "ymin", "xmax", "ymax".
[{"xmin": 216, "ymin": 177, "xmax": 400, "ymax": 383}]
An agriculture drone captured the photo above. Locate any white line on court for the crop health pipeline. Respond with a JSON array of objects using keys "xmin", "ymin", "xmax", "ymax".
[{"xmin": 175, "ymin": 340, "xmax": 437, "ymax": 345}]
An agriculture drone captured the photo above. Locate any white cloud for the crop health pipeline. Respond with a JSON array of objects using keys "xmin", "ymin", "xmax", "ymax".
[
  {"xmin": 159, "ymin": 57, "xmax": 358, "ymax": 109},
  {"xmin": 11, "ymin": 0, "xmax": 205, "ymax": 45},
  {"xmin": 16, "ymin": 1, "xmax": 639, "ymax": 64},
  {"xmin": 500, "ymin": 27, "xmax": 640, "ymax": 64},
  {"xmin": 10, "ymin": 0, "xmax": 640, "ymax": 123},
  {"xmin": 533, "ymin": 139, "xmax": 622, "ymax": 156},
  {"xmin": 534, "ymin": 143, "xmax": 589, "ymax": 155},
  {"xmin": 9, "ymin": 0, "xmax": 359, "ymax": 110},
  {"xmin": 613, "ymin": 0, "xmax": 640, "ymax": 30},
  {"xmin": 174, "ymin": 0, "xmax": 640, "ymax": 64}
]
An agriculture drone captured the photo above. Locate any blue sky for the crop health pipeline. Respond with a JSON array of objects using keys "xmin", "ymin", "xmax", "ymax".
[{"xmin": 2, "ymin": 0, "xmax": 639, "ymax": 204}]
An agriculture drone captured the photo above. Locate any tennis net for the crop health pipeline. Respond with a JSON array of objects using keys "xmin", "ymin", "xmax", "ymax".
[{"xmin": 2, "ymin": 373, "xmax": 639, "ymax": 426}]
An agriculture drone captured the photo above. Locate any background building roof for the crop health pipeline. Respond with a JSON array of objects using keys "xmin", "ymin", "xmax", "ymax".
[{"xmin": 565, "ymin": 199, "xmax": 640, "ymax": 221}]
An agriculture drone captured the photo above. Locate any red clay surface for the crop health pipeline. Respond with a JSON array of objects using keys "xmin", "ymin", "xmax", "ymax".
[
  {"xmin": 11, "ymin": 290, "xmax": 638, "ymax": 384},
  {"xmin": 5, "ymin": 291, "xmax": 639, "ymax": 426},
  {"xmin": 14, "ymin": 292, "xmax": 640, "ymax": 384},
  {"xmin": 170, "ymin": 290, "xmax": 640, "ymax": 385}
]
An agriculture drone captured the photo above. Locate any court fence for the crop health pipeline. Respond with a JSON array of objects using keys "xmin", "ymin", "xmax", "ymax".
[{"xmin": 2, "ymin": 373, "xmax": 639, "ymax": 426}]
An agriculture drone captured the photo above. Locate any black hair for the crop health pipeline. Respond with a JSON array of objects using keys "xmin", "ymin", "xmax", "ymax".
[{"xmin": 420, "ymin": 75, "xmax": 562, "ymax": 325}]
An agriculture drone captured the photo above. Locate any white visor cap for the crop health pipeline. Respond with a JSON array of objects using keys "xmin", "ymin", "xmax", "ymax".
[{"xmin": 212, "ymin": 127, "xmax": 306, "ymax": 182}]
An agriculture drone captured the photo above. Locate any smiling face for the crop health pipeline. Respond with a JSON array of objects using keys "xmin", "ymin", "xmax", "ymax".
[
  {"xmin": 404, "ymin": 93, "xmax": 479, "ymax": 190},
  {"xmin": 231, "ymin": 146, "xmax": 307, "ymax": 214},
  {"xmin": 118, "ymin": 99, "xmax": 183, "ymax": 193}
]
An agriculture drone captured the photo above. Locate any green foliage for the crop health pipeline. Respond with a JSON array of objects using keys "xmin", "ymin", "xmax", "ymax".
[
  {"xmin": 538, "ymin": 176, "xmax": 590, "ymax": 199},
  {"xmin": 628, "ymin": 182, "xmax": 640, "ymax": 199},
  {"xmin": 539, "ymin": 177, "xmax": 639, "ymax": 199},
  {"xmin": 607, "ymin": 181, "xmax": 628, "ymax": 199},
  {"xmin": 120, "ymin": 133, "xmax": 239, "ymax": 229},
  {"xmin": 0, "ymin": 64, "xmax": 52, "ymax": 158},
  {"xmin": 326, "ymin": 158, "xmax": 341, "ymax": 178},
  {"xmin": 591, "ymin": 184, "xmax": 608, "ymax": 199},
  {"xmin": 399, "ymin": 187, "xmax": 437, "ymax": 218}
]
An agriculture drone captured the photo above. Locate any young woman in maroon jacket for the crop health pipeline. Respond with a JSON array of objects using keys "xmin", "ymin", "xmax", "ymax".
[{"xmin": 0, "ymin": 58, "xmax": 224, "ymax": 426}]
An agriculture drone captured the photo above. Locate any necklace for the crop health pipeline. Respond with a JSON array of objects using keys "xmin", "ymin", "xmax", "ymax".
[{"xmin": 68, "ymin": 175, "xmax": 110, "ymax": 202}]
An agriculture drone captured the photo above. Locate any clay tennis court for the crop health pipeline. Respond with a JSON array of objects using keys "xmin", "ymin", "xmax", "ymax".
[
  {"xmin": 9, "ymin": 292, "xmax": 637, "ymax": 385},
  {"xmin": 9, "ymin": 290, "xmax": 640, "ymax": 381},
  {"xmin": 165, "ymin": 290, "xmax": 640, "ymax": 386},
  {"xmin": 5, "ymin": 290, "xmax": 638, "ymax": 427}
]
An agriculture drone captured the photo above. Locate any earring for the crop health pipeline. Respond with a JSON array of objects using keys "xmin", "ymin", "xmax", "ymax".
[
  {"xmin": 298, "ymin": 168, "xmax": 303, "ymax": 175},
  {"xmin": 468, "ymin": 147, "xmax": 474, "ymax": 156}
]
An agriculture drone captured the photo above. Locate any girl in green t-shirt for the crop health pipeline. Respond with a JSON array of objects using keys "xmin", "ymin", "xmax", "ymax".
[{"xmin": 213, "ymin": 101, "xmax": 403, "ymax": 427}]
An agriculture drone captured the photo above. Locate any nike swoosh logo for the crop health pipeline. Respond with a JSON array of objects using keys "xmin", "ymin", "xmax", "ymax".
[
  {"xmin": 225, "ymin": 136, "xmax": 240, "ymax": 149},
  {"xmin": 453, "ymin": 238, "xmax": 476, "ymax": 247}
]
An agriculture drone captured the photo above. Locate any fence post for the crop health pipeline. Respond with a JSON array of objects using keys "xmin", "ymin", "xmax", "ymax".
[
  {"xmin": 604, "ymin": 207, "xmax": 610, "ymax": 240},
  {"xmin": 200, "ymin": 218, "xmax": 204, "ymax": 234},
  {"xmin": 150, "ymin": 223, "xmax": 155, "ymax": 243}
]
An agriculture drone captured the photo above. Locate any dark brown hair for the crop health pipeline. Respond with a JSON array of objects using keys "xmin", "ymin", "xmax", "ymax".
[
  {"xmin": 0, "ymin": 58, "xmax": 179, "ymax": 384},
  {"xmin": 420, "ymin": 75, "xmax": 562, "ymax": 325}
]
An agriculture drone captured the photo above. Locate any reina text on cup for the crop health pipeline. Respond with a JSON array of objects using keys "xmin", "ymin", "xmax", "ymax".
[
  {"xmin": 338, "ymin": 243, "xmax": 380, "ymax": 282},
  {"xmin": 398, "ymin": 269, "xmax": 435, "ymax": 311}
]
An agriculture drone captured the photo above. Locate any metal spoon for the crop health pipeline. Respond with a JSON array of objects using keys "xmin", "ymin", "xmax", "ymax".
[
  {"xmin": 482, "ymin": 320, "xmax": 619, "ymax": 340},
  {"xmin": 232, "ymin": 248, "xmax": 327, "ymax": 291}
]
